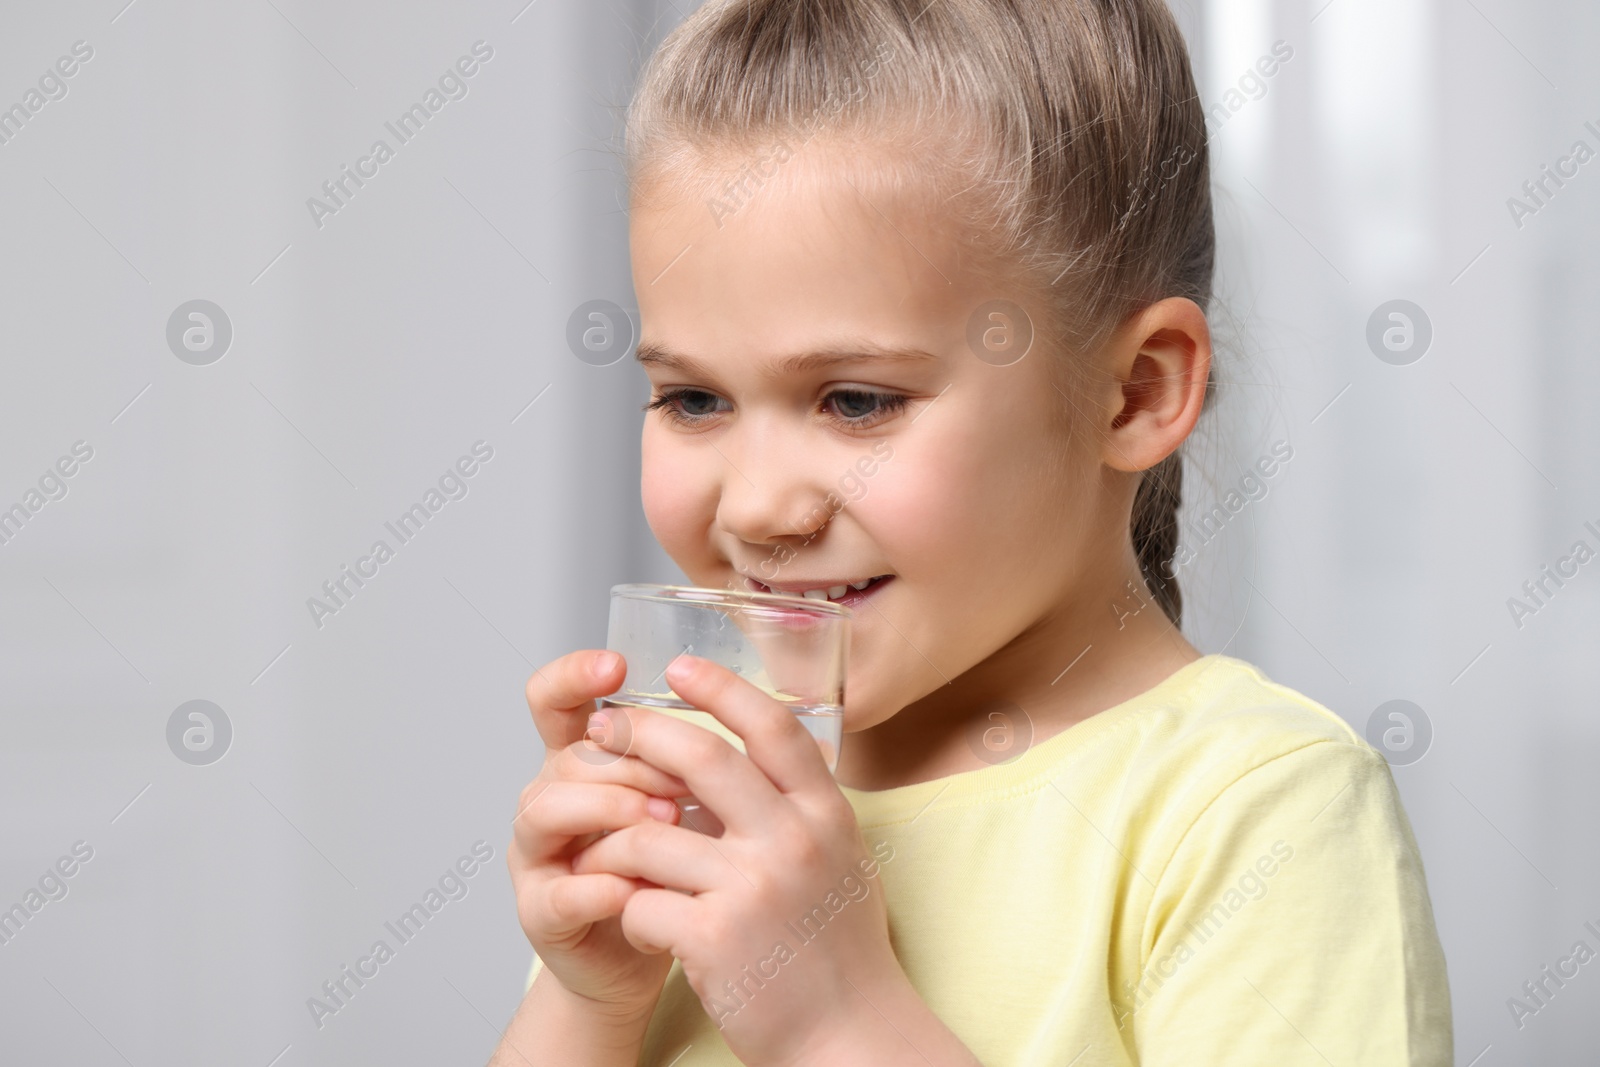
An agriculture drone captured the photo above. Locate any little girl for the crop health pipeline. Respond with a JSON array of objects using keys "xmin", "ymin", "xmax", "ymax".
[{"xmin": 496, "ymin": 1, "xmax": 1453, "ymax": 1064}]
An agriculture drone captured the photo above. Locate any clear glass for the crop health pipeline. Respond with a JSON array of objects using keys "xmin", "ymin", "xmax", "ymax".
[{"xmin": 602, "ymin": 583, "xmax": 850, "ymax": 834}]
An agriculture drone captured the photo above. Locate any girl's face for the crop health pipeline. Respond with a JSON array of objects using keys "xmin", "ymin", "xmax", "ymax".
[{"xmin": 629, "ymin": 145, "xmax": 1122, "ymax": 732}]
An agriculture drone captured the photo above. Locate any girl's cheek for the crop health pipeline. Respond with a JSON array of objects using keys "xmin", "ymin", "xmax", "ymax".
[
  {"xmin": 641, "ymin": 437, "xmax": 719, "ymax": 563},
  {"xmin": 853, "ymin": 452, "xmax": 963, "ymax": 566},
  {"xmin": 867, "ymin": 430, "xmax": 1040, "ymax": 584}
]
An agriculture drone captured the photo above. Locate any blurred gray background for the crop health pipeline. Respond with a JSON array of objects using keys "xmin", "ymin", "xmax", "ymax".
[{"xmin": 0, "ymin": 0, "xmax": 1592, "ymax": 1063}]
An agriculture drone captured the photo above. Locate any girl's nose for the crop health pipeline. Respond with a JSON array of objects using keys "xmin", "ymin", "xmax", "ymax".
[{"xmin": 713, "ymin": 429, "xmax": 835, "ymax": 550}]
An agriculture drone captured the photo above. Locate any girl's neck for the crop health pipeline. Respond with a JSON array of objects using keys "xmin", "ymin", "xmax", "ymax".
[{"xmin": 833, "ymin": 571, "xmax": 1200, "ymax": 793}]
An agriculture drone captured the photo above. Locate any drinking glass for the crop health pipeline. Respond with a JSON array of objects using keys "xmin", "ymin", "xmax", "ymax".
[{"xmin": 600, "ymin": 583, "xmax": 850, "ymax": 835}]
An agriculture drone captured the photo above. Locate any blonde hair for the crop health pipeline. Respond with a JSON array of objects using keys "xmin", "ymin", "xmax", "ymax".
[{"xmin": 626, "ymin": 0, "xmax": 1214, "ymax": 625}]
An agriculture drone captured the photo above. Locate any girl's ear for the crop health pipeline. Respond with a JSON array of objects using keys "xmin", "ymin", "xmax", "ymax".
[{"xmin": 1099, "ymin": 297, "xmax": 1211, "ymax": 472}]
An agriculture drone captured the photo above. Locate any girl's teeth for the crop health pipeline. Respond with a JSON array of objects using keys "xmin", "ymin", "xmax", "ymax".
[{"xmin": 768, "ymin": 578, "xmax": 884, "ymax": 601}]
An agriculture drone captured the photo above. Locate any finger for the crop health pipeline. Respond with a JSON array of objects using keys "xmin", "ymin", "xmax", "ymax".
[
  {"xmin": 569, "ymin": 820, "xmax": 728, "ymax": 894},
  {"xmin": 589, "ymin": 702, "xmax": 787, "ymax": 836},
  {"xmin": 554, "ymin": 744, "xmax": 691, "ymax": 800},
  {"xmin": 620, "ymin": 886, "xmax": 700, "ymax": 957},
  {"xmin": 525, "ymin": 650, "xmax": 626, "ymax": 753},
  {"xmin": 513, "ymin": 781, "xmax": 679, "ymax": 862},
  {"xmin": 667, "ymin": 655, "xmax": 836, "ymax": 795},
  {"xmin": 532, "ymin": 872, "xmax": 641, "ymax": 940}
]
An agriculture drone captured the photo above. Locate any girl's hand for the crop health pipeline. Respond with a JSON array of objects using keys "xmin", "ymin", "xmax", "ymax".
[
  {"xmin": 507, "ymin": 650, "xmax": 695, "ymax": 1020},
  {"xmin": 569, "ymin": 655, "xmax": 909, "ymax": 1066}
]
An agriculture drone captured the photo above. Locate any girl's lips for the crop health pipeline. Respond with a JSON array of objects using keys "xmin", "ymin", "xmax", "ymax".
[{"xmin": 747, "ymin": 574, "xmax": 894, "ymax": 607}]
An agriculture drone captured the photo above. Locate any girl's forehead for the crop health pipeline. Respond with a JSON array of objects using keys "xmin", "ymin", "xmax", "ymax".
[
  {"xmin": 626, "ymin": 138, "xmax": 1046, "ymax": 377},
  {"xmin": 631, "ymin": 134, "xmax": 979, "ymax": 241},
  {"xmin": 632, "ymin": 217, "xmax": 976, "ymax": 365},
  {"xmin": 633, "ymin": 146, "xmax": 996, "ymax": 307}
]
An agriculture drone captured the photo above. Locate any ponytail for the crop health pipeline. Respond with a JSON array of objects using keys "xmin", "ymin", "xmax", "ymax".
[{"xmin": 1132, "ymin": 451, "xmax": 1183, "ymax": 626}]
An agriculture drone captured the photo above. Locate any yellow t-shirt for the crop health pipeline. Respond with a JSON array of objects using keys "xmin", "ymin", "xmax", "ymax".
[{"xmin": 526, "ymin": 653, "xmax": 1453, "ymax": 1065}]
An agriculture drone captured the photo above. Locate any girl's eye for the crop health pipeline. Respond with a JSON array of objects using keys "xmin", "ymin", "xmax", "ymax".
[
  {"xmin": 824, "ymin": 389, "xmax": 908, "ymax": 425},
  {"xmin": 674, "ymin": 390, "xmax": 725, "ymax": 417},
  {"xmin": 644, "ymin": 388, "xmax": 730, "ymax": 424},
  {"xmin": 643, "ymin": 387, "xmax": 910, "ymax": 427}
]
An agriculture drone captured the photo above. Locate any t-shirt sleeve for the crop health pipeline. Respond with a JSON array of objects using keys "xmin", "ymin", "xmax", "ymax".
[{"xmin": 1128, "ymin": 739, "xmax": 1453, "ymax": 1065}]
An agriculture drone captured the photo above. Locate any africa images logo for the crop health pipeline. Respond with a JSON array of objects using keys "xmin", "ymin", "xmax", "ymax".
[{"xmin": 305, "ymin": 41, "xmax": 494, "ymax": 229}]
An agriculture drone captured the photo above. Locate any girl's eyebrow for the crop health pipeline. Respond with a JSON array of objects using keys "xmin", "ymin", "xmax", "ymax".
[{"xmin": 636, "ymin": 340, "xmax": 939, "ymax": 377}]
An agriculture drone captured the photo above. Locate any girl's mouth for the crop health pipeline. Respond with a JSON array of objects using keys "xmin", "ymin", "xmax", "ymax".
[{"xmin": 745, "ymin": 574, "xmax": 894, "ymax": 607}]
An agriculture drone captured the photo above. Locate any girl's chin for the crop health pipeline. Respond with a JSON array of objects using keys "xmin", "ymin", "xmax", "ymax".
[{"xmin": 839, "ymin": 687, "xmax": 899, "ymax": 735}]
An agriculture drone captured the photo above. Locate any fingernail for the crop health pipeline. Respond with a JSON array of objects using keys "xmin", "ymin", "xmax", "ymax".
[
  {"xmin": 586, "ymin": 710, "xmax": 609, "ymax": 741},
  {"xmin": 665, "ymin": 655, "xmax": 698, "ymax": 686},
  {"xmin": 592, "ymin": 651, "xmax": 621, "ymax": 679},
  {"xmin": 646, "ymin": 797, "xmax": 677, "ymax": 821}
]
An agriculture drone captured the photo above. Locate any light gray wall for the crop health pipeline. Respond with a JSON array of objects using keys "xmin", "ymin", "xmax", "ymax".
[
  {"xmin": 0, "ymin": 0, "xmax": 1592, "ymax": 1063},
  {"xmin": 0, "ymin": 1, "xmax": 682, "ymax": 1063},
  {"xmin": 1184, "ymin": 1, "xmax": 1600, "ymax": 1063}
]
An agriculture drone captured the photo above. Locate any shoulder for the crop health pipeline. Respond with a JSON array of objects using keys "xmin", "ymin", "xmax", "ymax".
[
  {"xmin": 1125, "ymin": 653, "xmax": 1376, "ymax": 778},
  {"xmin": 1120, "ymin": 660, "xmax": 1452, "ymax": 1061},
  {"xmin": 1110, "ymin": 655, "xmax": 1394, "ymax": 848},
  {"xmin": 1115, "ymin": 658, "xmax": 1437, "ymax": 942},
  {"xmin": 1161, "ymin": 653, "xmax": 1361, "ymax": 742}
]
